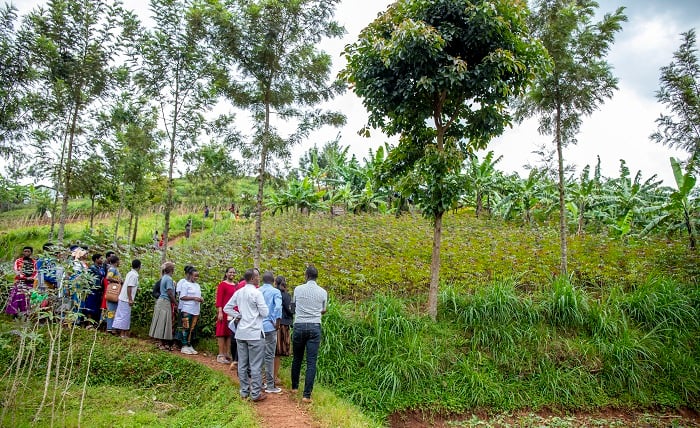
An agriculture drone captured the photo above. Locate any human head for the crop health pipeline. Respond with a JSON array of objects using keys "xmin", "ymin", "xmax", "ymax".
[
  {"xmin": 183, "ymin": 265, "xmax": 195, "ymax": 279},
  {"xmin": 22, "ymin": 246, "xmax": 33, "ymax": 257},
  {"xmin": 162, "ymin": 261, "xmax": 175, "ymax": 275},
  {"xmin": 70, "ymin": 245, "xmax": 88, "ymax": 260},
  {"xmin": 262, "ymin": 271, "xmax": 275, "ymax": 285},
  {"xmin": 243, "ymin": 268, "xmax": 256, "ymax": 283},
  {"xmin": 189, "ymin": 267, "xmax": 199, "ymax": 281},
  {"xmin": 305, "ymin": 265, "xmax": 318, "ymax": 281},
  {"xmin": 109, "ymin": 255, "xmax": 119, "ymax": 266},
  {"xmin": 92, "ymin": 253, "xmax": 103, "ymax": 265},
  {"xmin": 131, "ymin": 259, "xmax": 141, "ymax": 270},
  {"xmin": 275, "ymin": 275, "xmax": 287, "ymax": 291},
  {"xmin": 105, "ymin": 251, "xmax": 115, "ymax": 264},
  {"xmin": 223, "ymin": 267, "xmax": 236, "ymax": 280},
  {"xmin": 42, "ymin": 242, "xmax": 54, "ymax": 253}
]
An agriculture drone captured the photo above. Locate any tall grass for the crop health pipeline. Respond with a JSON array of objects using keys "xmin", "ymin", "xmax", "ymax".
[
  {"xmin": 0, "ymin": 319, "xmax": 257, "ymax": 427},
  {"xmin": 316, "ymin": 276, "xmax": 699, "ymax": 420}
]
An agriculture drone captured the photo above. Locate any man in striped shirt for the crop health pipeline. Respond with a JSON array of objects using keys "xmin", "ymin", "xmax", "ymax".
[{"xmin": 290, "ymin": 265, "xmax": 327, "ymax": 403}]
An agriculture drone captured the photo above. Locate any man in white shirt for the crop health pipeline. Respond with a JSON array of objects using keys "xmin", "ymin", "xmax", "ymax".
[
  {"xmin": 224, "ymin": 268, "xmax": 269, "ymax": 402},
  {"xmin": 112, "ymin": 259, "xmax": 141, "ymax": 338}
]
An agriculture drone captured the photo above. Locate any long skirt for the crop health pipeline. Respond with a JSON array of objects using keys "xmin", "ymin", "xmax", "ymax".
[
  {"xmin": 112, "ymin": 301, "xmax": 132, "ymax": 330},
  {"xmin": 104, "ymin": 301, "xmax": 118, "ymax": 331},
  {"xmin": 5, "ymin": 280, "xmax": 30, "ymax": 316},
  {"xmin": 82, "ymin": 287, "xmax": 103, "ymax": 323},
  {"xmin": 149, "ymin": 298, "xmax": 174, "ymax": 340},
  {"xmin": 276, "ymin": 324, "xmax": 291, "ymax": 356}
]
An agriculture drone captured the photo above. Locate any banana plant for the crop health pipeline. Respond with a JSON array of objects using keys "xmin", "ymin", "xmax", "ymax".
[
  {"xmin": 462, "ymin": 151, "xmax": 503, "ymax": 218},
  {"xmin": 641, "ymin": 157, "xmax": 698, "ymax": 249},
  {"xmin": 600, "ymin": 159, "xmax": 664, "ymax": 237},
  {"xmin": 566, "ymin": 157, "xmax": 604, "ymax": 234},
  {"xmin": 495, "ymin": 168, "xmax": 551, "ymax": 224}
]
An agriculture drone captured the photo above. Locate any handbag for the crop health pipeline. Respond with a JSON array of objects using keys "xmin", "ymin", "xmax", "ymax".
[{"xmin": 105, "ymin": 280, "xmax": 122, "ymax": 303}]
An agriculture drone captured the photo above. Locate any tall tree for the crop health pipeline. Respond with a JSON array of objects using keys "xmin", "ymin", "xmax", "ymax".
[
  {"xmin": 99, "ymin": 91, "xmax": 163, "ymax": 245},
  {"xmin": 184, "ymin": 141, "xmax": 243, "ymax": 208},
  {"xmin": 0, "ymin": 4, "xmax": 33, "ymax": 157},
  {"xmin": 24, "ymin": 0, "xmax": 129, "ymax": 243},
  {"xmin": 515, "ymin": 0, "xmax": 626, "ymax": 276},
  {"xmin": 136, "ymin": 0, "xmax": 216, "ymax": 261},
  {"xmin": 652, "ymin": 29, "xmax": 700, "ymax": 168},
  {"xmin": 70, "ymin": 154, "xmax": 109, "ymax": 230},
  {"xmin": 207, "ymin": 0, "xmax": 346, "ymax": 267},
  {"xmin": 342, "ymin": 0, "xmax": 547, "ymax": 319}
]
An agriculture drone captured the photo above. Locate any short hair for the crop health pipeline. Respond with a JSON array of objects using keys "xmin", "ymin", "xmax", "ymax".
[
  {"xmin": 92, "ymin": 253, "xmax": 103, "ymax": 262},
  {"xmin": 184, "ymin": 265, "xmax": 194, "ymax": 275},
  {"xmin": 132, "ymin": 259, "xmax": 141, "ymax": 269},
  {"xmin": 162, "ymin": 261, "xmax": 175, "ymax": 274},
  {"xmin": 305, "ymin": 265, "xmax": 318, "ymax": 280},
  {"xmin": 109, "ymin": 255, "xmax": 119, "ymax": 264},
  {"xmin": 23, "ymin": 246, "xmax": 33, "ymax": 253},
  {"xmin": 262, "ymin": 271, "xmax": 275, "ymax": 284},
  {"xmin": 42, "ymin": 242, "xmax": 54, "ymax": 252},
  {"xmin": 105, "ymin": 251, "xmax": 115, "ymax": 259},
  {"xmin": 243, "ymin": 268, "xmax": 256, "ymax": 282}
]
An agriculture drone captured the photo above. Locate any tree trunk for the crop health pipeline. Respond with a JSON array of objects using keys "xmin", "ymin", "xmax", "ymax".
[
  {"xmin": 132, "ymin": 214, "xmax": 139, "ymax": 245},
  {"xmin": 254, "ymin": 91, "xmax": 271, "ymax": 269},
  {"xmin": 475, "ymin": 192, "xmax": 483, "ymax": 218},
  {"xmin": 577, "ymin": 202, "xmax": 585, "ymax": 235},
  {"xmin": 556, "ymin": 105, "xmax": 568, "ymax": 276},
  {"xmin": 58, "ymin": 102, "xmax": 81, "ymax": 244},
  {"xmin": 126, "ymin": 211, "xmax": 133, "ymax": 247},
  {"xmin": 684, "ymin": 207, "xmax": 696, "ymax": 250},
  {"xmin": 428, "ymin": 211, "xmax": 443, "ymax": 321},
  {"xmin": 114, "ymin": 205, "xmax": 122, "ymax": 247},
  {"xmin": 89, "ymin": 196, "xmax": 95, "ymax": 231},
  {"xmin": 50, "ymin": 134, "xmax": 68, "ymax": 241}
]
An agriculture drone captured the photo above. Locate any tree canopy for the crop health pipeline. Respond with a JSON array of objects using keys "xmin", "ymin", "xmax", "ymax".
[{"xmin": 342, "ymin": 0, "xmax": 548, "ymax": 319}]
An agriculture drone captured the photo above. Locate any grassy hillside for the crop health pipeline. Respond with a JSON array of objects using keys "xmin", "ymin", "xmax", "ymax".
[
  {"xmin": 173, "ymin": 210, "xmax": 699, "ymax": 420},
  {"xmin": 1, "ymin": 210, "xmax": 698, "ymax": 424},
  {"xmin": 0, "ymin": 323, "xmax": 258, "ymax": 427}
]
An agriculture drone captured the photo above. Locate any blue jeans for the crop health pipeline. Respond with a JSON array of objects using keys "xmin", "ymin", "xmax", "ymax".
[{"xmin": 291, "ymin": 323, "xmax": 322, "ymax": 399}]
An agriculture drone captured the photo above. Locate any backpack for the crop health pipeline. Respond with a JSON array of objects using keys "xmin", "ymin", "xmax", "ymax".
[{"xmin": 151, "ymin": 278, "xmax": 162, "ymax": 299}]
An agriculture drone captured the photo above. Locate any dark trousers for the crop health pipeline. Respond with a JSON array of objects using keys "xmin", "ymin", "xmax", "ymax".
[{"xmin": 291, "ymin": 323, "xmax": 322, "ymax": 399}]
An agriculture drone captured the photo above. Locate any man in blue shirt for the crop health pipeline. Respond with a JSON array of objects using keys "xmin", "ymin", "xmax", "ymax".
[{"xmin": 260, "ymin": 271, "xmax": 282, "ymax": 394}]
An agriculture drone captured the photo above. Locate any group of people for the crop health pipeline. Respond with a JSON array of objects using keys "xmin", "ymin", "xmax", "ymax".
[
  {"xmin": 5, "ymin": 244, "xmax": 328, "ymax": 404},
  {"xmin": 148, "ymin": 263, "xmax": 327, "ymax": 403},
  {"xmin": 3, "ymin": 244, "xmax": 141, "ymax": 339}
]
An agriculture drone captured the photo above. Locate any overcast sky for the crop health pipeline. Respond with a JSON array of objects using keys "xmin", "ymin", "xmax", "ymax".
[{"xmin": 9, "ymin": 0, "xmax": 700, "ymax": 185}]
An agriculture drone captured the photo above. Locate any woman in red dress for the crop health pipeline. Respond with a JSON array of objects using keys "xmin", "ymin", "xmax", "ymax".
[{"xmin": 215, "ymin": 267, "xmax": 238, "ymax": 363}]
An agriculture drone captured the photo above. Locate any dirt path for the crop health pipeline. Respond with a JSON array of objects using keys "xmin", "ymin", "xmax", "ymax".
[{"xmin": 176, "ymin": 350, "xmax": 319, "ymax": 428}]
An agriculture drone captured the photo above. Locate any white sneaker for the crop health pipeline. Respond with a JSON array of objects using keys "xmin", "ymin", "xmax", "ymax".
[
  {"xmin": 181, "ymin": 346, "xmax": 194, "ymax": 355},
  {"xmin": 189, "ymin": 346, "xmax": 198, "ymax": 355},
  {"xmin": 264, "ymin": 387, "xmax": 282, "ymax": 394}
]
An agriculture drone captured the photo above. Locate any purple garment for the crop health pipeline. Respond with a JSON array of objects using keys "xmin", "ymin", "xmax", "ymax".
[{"xmin": 5, "ymin": 281, "xmax": 30, "ymax": 316}]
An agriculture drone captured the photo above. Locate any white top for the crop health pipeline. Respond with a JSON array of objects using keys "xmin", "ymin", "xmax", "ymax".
[
  {"xmin": 179, "ymin": 280, "xmax": 202, "ymax": 315},
  {"xmin": 223, "ymin": 283, "xmax": 269, "ymax": 341},
  {"xmin": 118, "ymin": 269, "xmax": 139, "ymax": 303},
  {"xmin": 176, "ymin": 278, "xmax": 187, "ymax": 310},
  {"xmin": 292, "ymin": 280, "xmax": 327, "ymax": 324}
]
